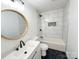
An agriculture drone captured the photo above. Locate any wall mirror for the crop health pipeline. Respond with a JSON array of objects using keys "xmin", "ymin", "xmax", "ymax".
[{"xmin": 1, "ymin": 9, "xmax": 28, "ymax": 40}]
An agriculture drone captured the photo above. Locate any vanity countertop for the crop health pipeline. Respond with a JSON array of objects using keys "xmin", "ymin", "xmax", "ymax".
[{"xmin": 4, "ymin": 40, "xmax": 40, "ymax": 59}]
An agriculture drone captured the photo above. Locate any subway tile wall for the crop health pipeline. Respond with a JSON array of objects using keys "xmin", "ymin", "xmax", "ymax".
[{"xmin": 40, "ymin": 9, "xmax": 64, "ymax": 39}]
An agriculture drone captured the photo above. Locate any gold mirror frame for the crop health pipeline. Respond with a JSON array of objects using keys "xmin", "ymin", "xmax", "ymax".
[{"xmin": 1, "ymin": 9, "xmax": 28, "ymax": 40}]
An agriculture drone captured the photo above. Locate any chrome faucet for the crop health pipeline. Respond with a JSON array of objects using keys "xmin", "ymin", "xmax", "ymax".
[{"xmin": 20, "ymin": 40, "xmax": 25, "ymax": 48}]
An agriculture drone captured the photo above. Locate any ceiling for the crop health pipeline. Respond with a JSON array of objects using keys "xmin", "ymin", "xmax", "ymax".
[{"xmin": 26, "ymin": 0, "xmax": 68, "ymax": 12}]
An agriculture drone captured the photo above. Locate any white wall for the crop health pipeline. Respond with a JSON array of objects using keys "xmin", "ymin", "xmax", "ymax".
[
  {"xmin": 40, "ymin": 9, "xmax": 64, "ymax": 39},
  {"xmin": 1, "ymin": 1, "xmax": 40, "ymax": 59},
  {"xmin": 64, "ymin": 0, "xmax": 78, "ymax": 59}
]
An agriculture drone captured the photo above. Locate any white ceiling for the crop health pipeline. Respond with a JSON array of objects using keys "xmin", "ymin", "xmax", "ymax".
[{"xmin": 26, "ymin": 0, "xmax": 68, "ymax": 12}]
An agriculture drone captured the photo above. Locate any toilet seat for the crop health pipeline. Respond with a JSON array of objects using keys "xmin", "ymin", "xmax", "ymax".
[{"xmin": 40, "ymin": 43, "xmax": 48, "ymax": 50}]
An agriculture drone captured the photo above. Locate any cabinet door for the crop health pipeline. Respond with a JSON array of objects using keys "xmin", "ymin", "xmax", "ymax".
[{"xmin": 32, "ymin": 48, "xmax": 41, "ymax": 59}]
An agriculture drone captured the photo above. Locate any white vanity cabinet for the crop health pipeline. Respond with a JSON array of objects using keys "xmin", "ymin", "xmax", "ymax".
[{"xmin": 31, "ymin": 47, "xmax": 41, "ymax": 59}]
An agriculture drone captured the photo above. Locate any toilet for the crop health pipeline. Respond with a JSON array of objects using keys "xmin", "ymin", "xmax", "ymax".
[{"xmin": 40, "ymin": 43, "xmax": 48, "ymax": 56}]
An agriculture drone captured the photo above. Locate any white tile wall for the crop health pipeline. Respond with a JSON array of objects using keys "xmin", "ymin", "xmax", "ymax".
[{"xmin": 40, "ymin": 9, "xmax": 64, "ymax": 39}]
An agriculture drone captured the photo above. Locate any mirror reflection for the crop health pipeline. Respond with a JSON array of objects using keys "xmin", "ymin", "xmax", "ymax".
[{"xmin": 1, "ymin": 10, "xmax": 28, "ymax": 39}]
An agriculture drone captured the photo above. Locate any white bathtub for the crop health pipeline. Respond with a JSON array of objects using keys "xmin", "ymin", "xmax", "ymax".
[{"xmin": 39, "ymin": 38, "xmax": 65, "ymax": 52}]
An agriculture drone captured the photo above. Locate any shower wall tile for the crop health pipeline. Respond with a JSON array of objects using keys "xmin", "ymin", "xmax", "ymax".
[{"xmin": 40, "ymin": 9, "xmax": 64, "ymax": 39}]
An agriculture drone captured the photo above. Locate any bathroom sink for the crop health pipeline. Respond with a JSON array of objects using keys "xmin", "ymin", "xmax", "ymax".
[{"xmin": 4, "ymin": 40, "xmax": 40, "ymax": 59}]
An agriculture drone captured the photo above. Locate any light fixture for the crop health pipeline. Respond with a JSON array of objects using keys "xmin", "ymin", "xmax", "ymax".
[{"xmin": 1, "ymin": 0, "xmax": 25, "ymax": 11}]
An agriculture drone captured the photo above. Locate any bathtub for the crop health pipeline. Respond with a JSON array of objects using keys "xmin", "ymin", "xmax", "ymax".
[{"xmin": 39, "ymin": 38, "xmax": 65, "ymax": 52}]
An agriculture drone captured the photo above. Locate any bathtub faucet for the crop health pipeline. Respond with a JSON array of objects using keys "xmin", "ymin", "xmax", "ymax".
[{"xmin": 20, "ymin": 40, "xmax": 25, "ymax": 48}]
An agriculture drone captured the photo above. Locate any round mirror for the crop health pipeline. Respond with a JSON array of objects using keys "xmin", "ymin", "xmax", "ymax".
[{"xmin": 1, "ymin": 9, "xmax": 28, "ymax": 40}]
